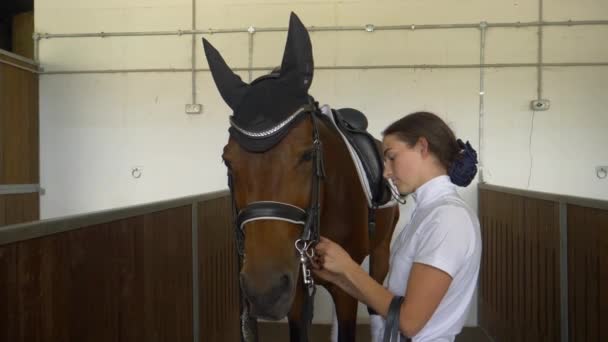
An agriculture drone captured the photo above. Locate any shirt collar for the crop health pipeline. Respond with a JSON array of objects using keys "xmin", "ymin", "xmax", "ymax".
[{"xmin": 411, "ymin": 175, "xmax": 455, "ymax": 208}]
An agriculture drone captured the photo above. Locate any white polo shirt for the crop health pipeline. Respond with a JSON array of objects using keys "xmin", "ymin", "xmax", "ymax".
[{"xmin": 375, "ymin": 175, "xmax": 481, "ymax": 342}]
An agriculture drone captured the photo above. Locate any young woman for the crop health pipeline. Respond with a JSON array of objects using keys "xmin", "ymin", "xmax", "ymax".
[{"xmin": 312, "ymin": 112, "xmax": 481, "ymax": 342}]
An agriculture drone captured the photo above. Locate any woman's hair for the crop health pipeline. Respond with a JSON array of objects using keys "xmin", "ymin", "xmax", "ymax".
[
  {"xmin": 383, "ymin": 111, "xmax": 479, "ymax": 187},
  {"xmin": 382, "ymin": 111, "xmax": 461, "ymax": 170}
]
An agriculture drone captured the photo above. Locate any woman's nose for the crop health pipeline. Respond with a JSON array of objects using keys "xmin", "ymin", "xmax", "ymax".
[{"xmin": 383, "ymin": 162, "xmax": 392, "ymax": 179}]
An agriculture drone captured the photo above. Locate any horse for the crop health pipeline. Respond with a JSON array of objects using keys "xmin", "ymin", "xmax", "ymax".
[{"xmin": 203, "ymin": 13, "xmax": 400, "ymax": 342}]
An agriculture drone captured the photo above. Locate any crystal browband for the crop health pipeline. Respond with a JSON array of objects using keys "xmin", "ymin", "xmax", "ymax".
[{"xmin": 229, "ymin": 106, "xmax": 308, "ymax": 138}]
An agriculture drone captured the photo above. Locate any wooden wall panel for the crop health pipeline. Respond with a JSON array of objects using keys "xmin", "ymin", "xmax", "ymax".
[
  {"xmin": 0, "ymin": 244, "xmax": 17, "ymax": 342},
  {"xmin": 1, "ymin": 205, "xmax": 193, "ymax": 341},
  {"xmin": 0, "ymin": 193, "xmax": 39, "ymax": 226},
  {"xmin": 0, "ymin": 52, "xmax": 40, "ymax": 225},
  {"xmin": 12, "ymin": 12, "xmax": 34, "ymax": 60},
  {"xmin": 142, "ymin": 206, "xmax": 193, "ymax": 342},
  {"xmin": 199, "ymin": 196, "xmax": 240, "ymax": 342},
  {"xmin": 568, "ymin": 205, "xmax": 608, "ymax": 342},
  {"xmin": 0, "ymin": 56, "xmax": 39, "ymax": 184},
  {"xmin": 478, "ymin": 189, "xmax": 561, "ymax": 341},
  {"xmin": 17, "ymin": 230, "xmax": 72, "ymax": 341}
]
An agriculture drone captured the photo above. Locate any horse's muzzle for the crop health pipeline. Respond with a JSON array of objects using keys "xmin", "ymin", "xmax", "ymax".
[{"xmin": 240, "ymin": 271, "xmax": 294, "ymax": 320}]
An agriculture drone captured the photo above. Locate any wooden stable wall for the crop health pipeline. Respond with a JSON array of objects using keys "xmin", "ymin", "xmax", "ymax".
[
  {"xmin": 479, "ymin": 184, "xmax": 608, "ymax": 342},
  {"xmin": 198, "ymin": 196, "xmax": 241, "ymax": 342},
  {"xmin": 0, "ymin": 192, "xmax": 39, "ymax": 226},
  {"xmin": 567, "ymin": 205, "xmax": 608, "ymax": 341},
  {"xmin": 0, "ymin": 192, "xmax": 240, "ymax": 342},
  {"xmin": 0, "ymin": 50, "xmax": 39, "ymax": 226},
  {"xmin": 478, "ymin": 189, "xmax": 561, "ymax": 341}
]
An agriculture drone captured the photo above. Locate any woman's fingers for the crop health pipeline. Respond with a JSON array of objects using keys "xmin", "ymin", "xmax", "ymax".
[
  {"xmin": 314, "ymin": 236, "xmax": 333, "ymax": 255},
  {"xmin": 313, "ymin": 236, "xmax": 350, "ymax": 275}
]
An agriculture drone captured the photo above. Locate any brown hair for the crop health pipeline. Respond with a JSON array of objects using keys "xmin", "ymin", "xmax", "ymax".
[{"xmin": 382, "ymin": 112, "xmax": 461, "ymax": 170}]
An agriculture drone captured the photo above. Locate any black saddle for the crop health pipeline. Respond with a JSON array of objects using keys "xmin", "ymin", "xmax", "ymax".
[{"xmin": 332, "ymin": 108, "xmax": 393, "ymax": 207}]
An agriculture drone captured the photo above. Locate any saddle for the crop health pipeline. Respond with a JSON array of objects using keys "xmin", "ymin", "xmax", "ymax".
[{"xmin": 320, "ymin": 105, "xmax": 395, "ymax": 209}]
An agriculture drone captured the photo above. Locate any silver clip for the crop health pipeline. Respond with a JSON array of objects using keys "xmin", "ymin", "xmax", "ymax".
[{"xmin": 295, "ymin": 239, "xmax": 315, "ymax": 287}]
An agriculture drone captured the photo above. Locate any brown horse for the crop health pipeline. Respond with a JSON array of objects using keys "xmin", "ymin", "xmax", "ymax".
[{"xmin": 204, "ymin": 13, "xmax": 399, "ymax": 342}]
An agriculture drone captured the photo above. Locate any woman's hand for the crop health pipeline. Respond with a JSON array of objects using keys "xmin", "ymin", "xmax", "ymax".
[
  {"xmin": 311, "ymin": 236, "xmax": 392, "ymax": 318},
  {"xmin": 311, "ymin": 236, "xmax": 357, "ymax": 285}
]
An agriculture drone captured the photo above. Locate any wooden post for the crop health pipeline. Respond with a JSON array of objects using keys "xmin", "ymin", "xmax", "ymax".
[{"xmin": 12, "ymin": 12, "xmax": 34, "ymax": 60}]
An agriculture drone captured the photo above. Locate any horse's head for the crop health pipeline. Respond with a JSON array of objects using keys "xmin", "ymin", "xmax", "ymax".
[{"xmin": 204, "ymin": 13, "xmax": 319, "ymax": 320}]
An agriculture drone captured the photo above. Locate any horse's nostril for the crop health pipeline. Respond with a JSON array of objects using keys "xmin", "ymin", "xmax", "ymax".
[
  {"xmin": 240, "ymin": 272, "xmax": 292, "ymax": 298},
  {"xmin": 279, "ymin": 274, "xmax": 290, "ymax": 292}
]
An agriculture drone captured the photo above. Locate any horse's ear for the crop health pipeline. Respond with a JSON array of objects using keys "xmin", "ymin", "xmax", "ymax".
[
  {"xmin": 280, "ymin": 12, "xmax": 314, "ymax": 92},
  {"xmin": 203, "ymin": 38, "xmax": 249, "ymax": 110}
]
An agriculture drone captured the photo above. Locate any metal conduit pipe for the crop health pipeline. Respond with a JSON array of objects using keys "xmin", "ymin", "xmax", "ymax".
[
  {"xmin": 32, "ymin": 19, "xmax": 608, "ymax": 76},
  {"xmin": 478, "ymin": 22, "xmax": 488, "ymax": 184},
  {"xmin": 33, "ymin": 20, "xmax": 608, "ymax": 39},
  {"xmin": 189, "ymin": 2, "xmax": 200, "ymax": 340},
  {"xmin": 33, "ymin": 34, "xmax": 40, "ymax": 63},
  {"xmin": 38, "ymin": 62, "xmax": 608, "ymax": 75},
  {"xmin": 190, "ymin": 0, "xmax": 197, "ymax": 108},
  {"xmin": 537, "ymin": 0, "xmax": 544, "ymax": 100},
  {"xmin": 248, "ymin": 27, "xmax": 255, "ymax": 82},
  {"xmin": 34, "ymin": 40, "xmax": 38, "ymax": 62}
]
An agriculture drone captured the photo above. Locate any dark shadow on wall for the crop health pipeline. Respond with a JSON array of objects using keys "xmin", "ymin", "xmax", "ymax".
[{"xmin": 0, "ymin": 0, "xmax": 34, "ymax": 58}]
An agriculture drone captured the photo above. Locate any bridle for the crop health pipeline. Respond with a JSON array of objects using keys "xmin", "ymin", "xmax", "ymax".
[{"xmin": 225, "ymin": 101, "xmax": 325, "ymax": 293}]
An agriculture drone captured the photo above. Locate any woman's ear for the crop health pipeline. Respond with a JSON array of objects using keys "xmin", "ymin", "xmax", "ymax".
[{"xmin": 418, "ymin": 137, "xmax": 430, "ymax": 157}]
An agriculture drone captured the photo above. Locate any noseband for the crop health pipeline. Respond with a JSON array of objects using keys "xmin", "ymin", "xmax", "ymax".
[{"xmin": 226, "ymin": 103, "xmax": 326, "ymax": 290}]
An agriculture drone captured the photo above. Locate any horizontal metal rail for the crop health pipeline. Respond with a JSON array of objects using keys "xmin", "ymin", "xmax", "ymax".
[
  {"xmin": 0, "ymin": 48, "xmax": 38, "ymax": 65},
  {"xmin": 34, "ymin": 20, "xmax": 608, "ymax": 39},
  {"xmin": 0, "ymin": 184, "xmax": 41, "ymax": 195},
  {"xmin": 0, "ymin": 59, "xmax": 38, "ymax": 73},
  {"xmin": 0, "ymin": 189, "xmax": 229, "ymax": 245},
  {"xmin": 479, "ymin": 183, "xmax": 608, "ymax": 211},
  {"xmin": 0, "ymin": 58, "xmax": 40, "ymax": 73},
  {"xmin": 39, "ymin": 62, "xmax": 608, "ymax": 75}
]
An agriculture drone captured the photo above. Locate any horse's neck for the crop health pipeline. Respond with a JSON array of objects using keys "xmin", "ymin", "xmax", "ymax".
[
  {"xmin": 317, "ymin": 118, "xmax": 368, "ymax": 235},
  {"xmin": 318, "ymin": 117, "xmax": 352, "ymax": 180}
]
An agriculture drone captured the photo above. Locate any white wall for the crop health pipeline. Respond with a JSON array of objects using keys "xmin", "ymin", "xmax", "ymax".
[{"xmin": 36, "ymin": 0, "xmax": 608, "ymax": 326}]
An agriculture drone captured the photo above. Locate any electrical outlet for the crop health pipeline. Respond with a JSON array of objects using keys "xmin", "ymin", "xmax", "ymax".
[
  {"xmin": 530, "ymin": 99, "xmax": 550, "ymax": 111},
  {"xmin": 185, "ymin": 104, "xmax": 203, "ymax": 114}
]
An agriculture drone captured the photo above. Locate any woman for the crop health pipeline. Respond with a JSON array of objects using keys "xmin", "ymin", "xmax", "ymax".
[{"xmin": 312, "ymin": 112, "xmax": 481, "ymax": 342}]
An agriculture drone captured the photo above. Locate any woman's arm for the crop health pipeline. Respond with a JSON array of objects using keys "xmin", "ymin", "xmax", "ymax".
[
  {"xmin": 397, "ymin": 263, "xmax": 452, "ymax": 336},
  {"xmin": 313, "ymin": 237, "xmax": 452, "ymax": 337}
]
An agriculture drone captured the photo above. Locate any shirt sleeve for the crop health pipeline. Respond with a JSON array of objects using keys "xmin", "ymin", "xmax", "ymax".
[{"xmin": 413, "ymin": 206, "xmax": 475, "ymax": 278}]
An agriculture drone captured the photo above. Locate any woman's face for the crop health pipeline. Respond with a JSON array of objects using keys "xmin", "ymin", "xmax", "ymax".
[{"xmin": 382, "ymin": 134, "xmax": 423, "ymax": 194}]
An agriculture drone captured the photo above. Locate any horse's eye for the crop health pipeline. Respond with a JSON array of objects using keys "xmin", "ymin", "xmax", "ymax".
[{"xmin": 301, "ymin": 150, "xmax": 314, "ymax": 162}]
